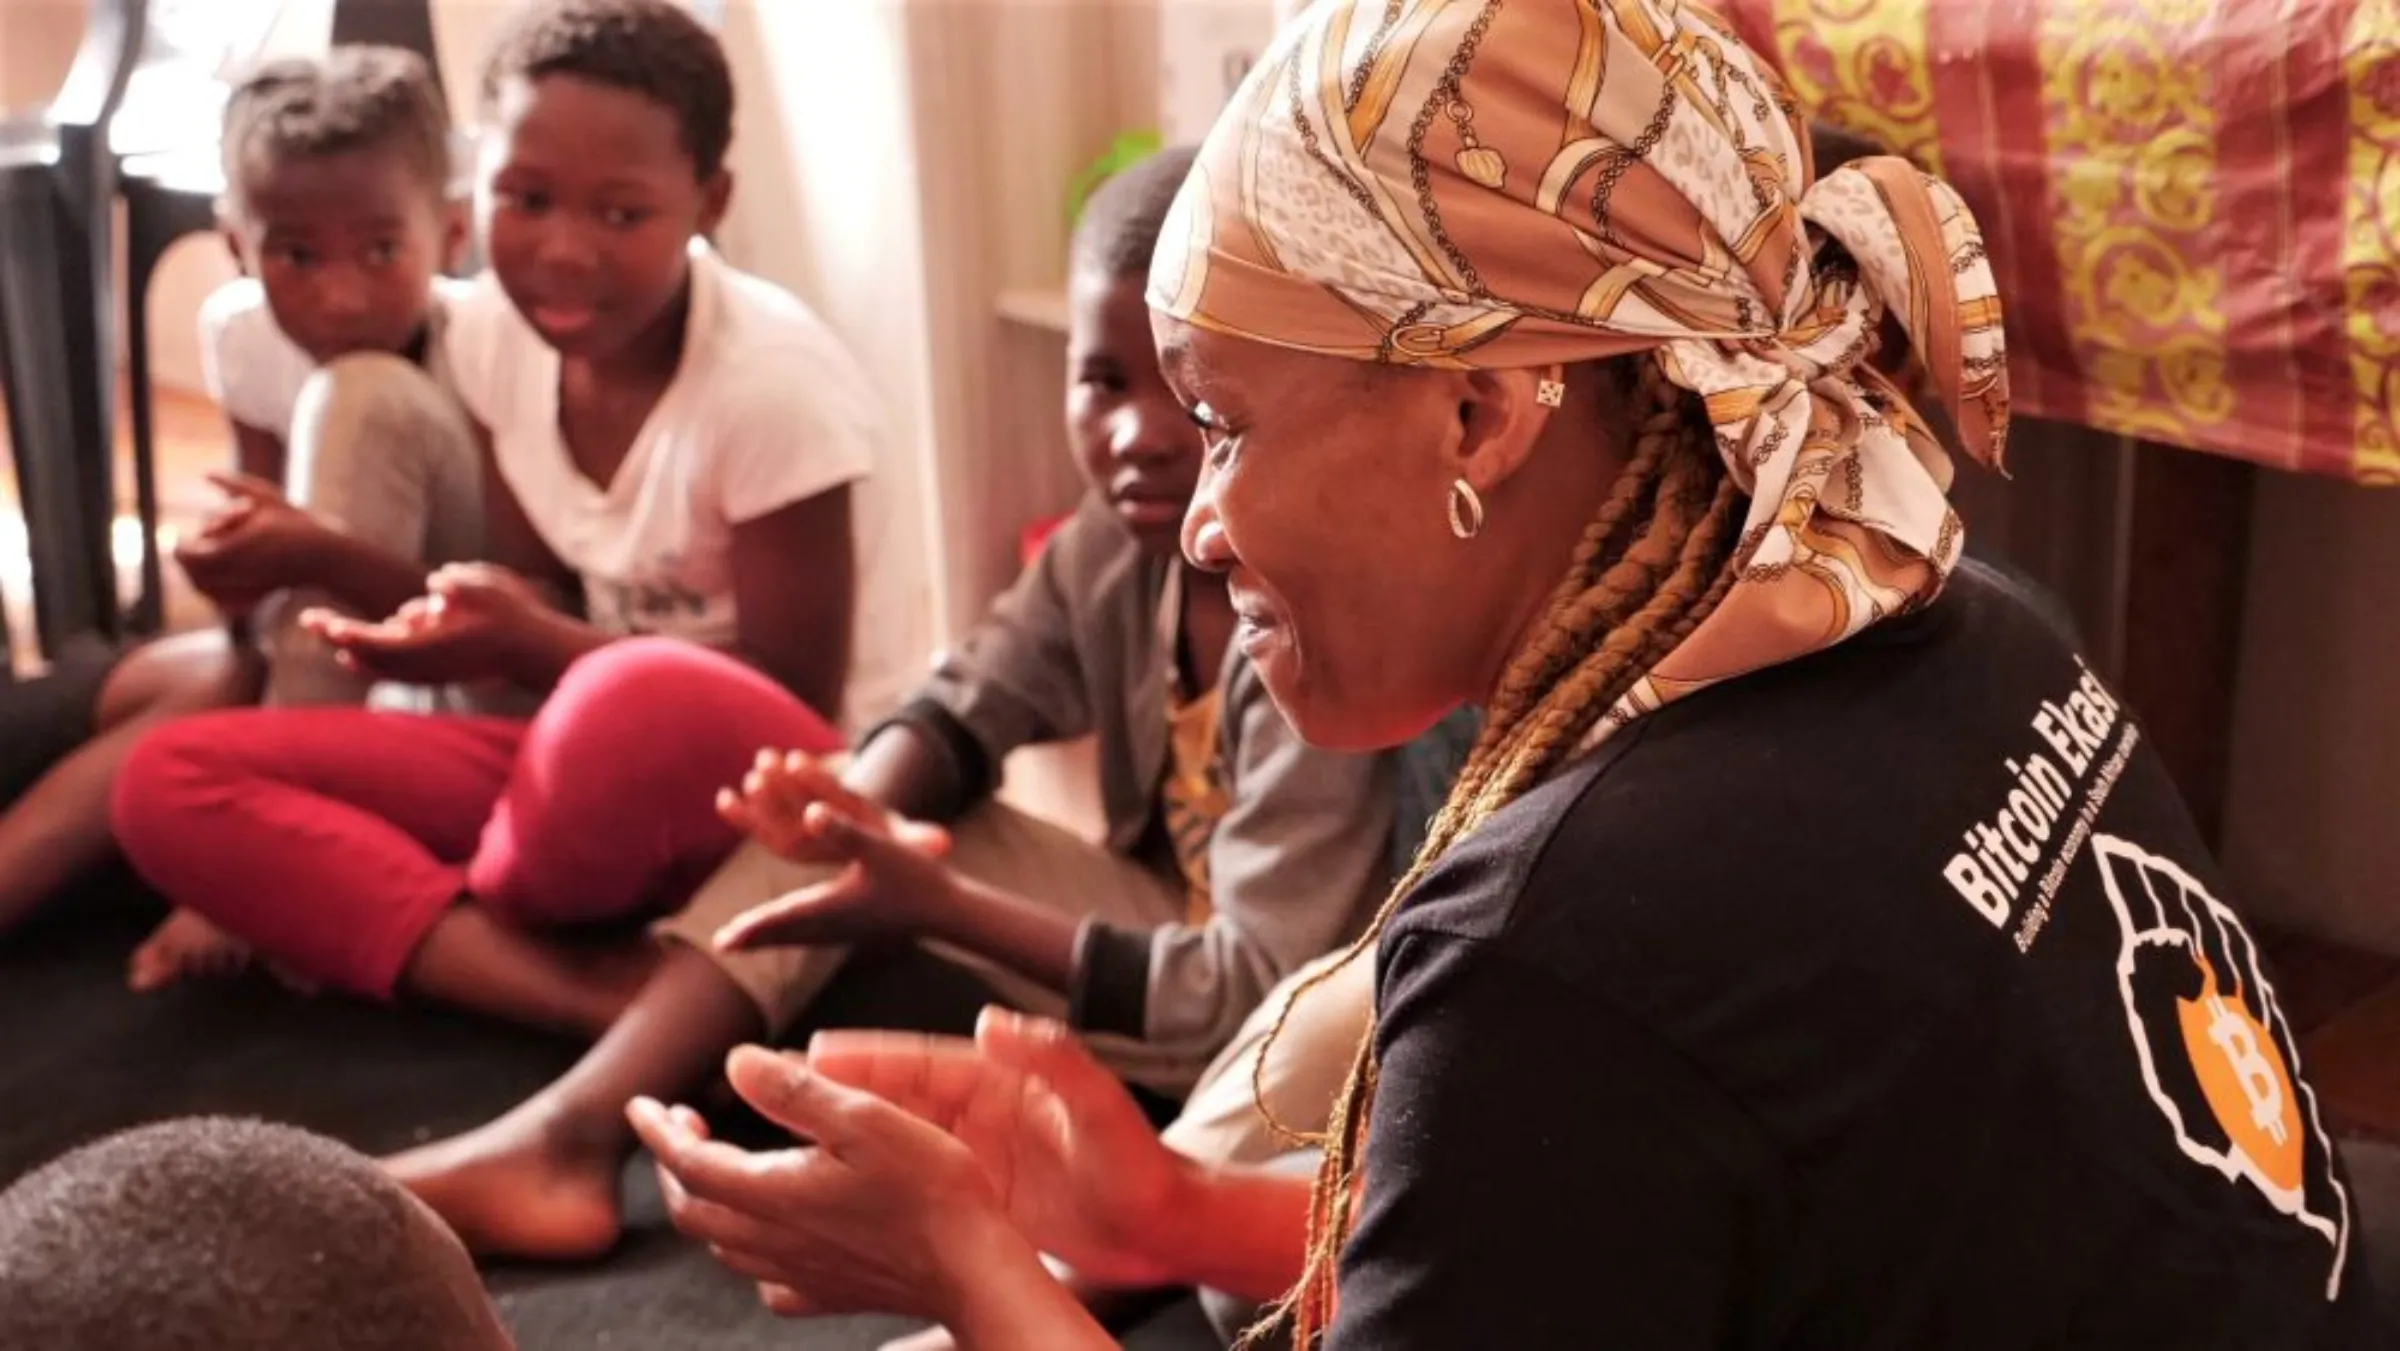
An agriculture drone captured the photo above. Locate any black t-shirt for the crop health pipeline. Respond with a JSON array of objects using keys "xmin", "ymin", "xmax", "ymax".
[{"xmin": 1331, "ymin": 565, "xmax": 2377, "ymax": 1349}]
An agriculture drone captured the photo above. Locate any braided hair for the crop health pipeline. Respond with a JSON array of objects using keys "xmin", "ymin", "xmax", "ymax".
[{"xmin": 1243, "ymin": 354, "xmax": 1747, "ymax": 1348}]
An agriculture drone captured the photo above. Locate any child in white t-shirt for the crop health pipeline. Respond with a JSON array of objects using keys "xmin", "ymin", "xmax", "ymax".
[
  {"xmin": 108, "ymin": 0, "xmax": 928, "ymax": 1040},
  {"xmin": 191, "ymin": 273, "xmax": 492, "ymax": 708},
  {"xmin": 437, "ymin": 238, "xmax": 922, "ymax": 724},
  {"xmin": 0, "ymin": 47, "xmax": 489, "ymax": 968}
]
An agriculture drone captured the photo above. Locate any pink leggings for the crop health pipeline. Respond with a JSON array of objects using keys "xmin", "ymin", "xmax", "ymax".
[{"xmin": 111, "ymin": 639, "xmax": 842, "ymax": 998}]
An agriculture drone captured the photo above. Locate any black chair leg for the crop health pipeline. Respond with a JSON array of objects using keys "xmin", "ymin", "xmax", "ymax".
[
  {"xmin": 0, "ymin": 162, "xmax": 117, "ymax": 655},
  {"xmin": 124, "ymin": 206, "xmax": 169, "ymax": 637},
  {"xmin": 60, "ymin": 134, "xmax": 121, "ymax": 647},
  {"xmin": 119, "ymin": 180, "xmax": 225, "ymax": 637}
]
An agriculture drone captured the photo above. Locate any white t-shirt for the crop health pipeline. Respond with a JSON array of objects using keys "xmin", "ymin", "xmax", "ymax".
[
  {"xmin": 198, "ymin": 276, "xmax": 474, "ymax": 439},
  {"xmin": 444, "ymin": 246, "xmax": 928, "ymax": 730}
]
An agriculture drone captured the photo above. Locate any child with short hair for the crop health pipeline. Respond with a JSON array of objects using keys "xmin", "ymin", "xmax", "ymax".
[
  {"xmin": 109, "ymin": 0, "xmax": 925, "ymax": 1038},
  {"xmin": 0, "ymin": 1117, "xmax": 513, "ymax": 1351},
  {"xmin": 386, "ymin": 145, "xmax": 1400, "ymax": 1264},
  {"xmin": 0, "ymin": 47, "xmax": 492, "ymax": 972},
  {"xmin": 183, "ymin": 44, "xmax": 488, "ymax": 712}
]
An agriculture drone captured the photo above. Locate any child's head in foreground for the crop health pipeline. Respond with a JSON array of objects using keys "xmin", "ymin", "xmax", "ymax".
[
  {"xmin": 475, "ymin": 0, "xmax": 735, "ymax": 366},
  {"xmin": 218, "ymin": 45, "xmax": 462, "ymax": 364},
  {"xmin": 1065, "ymin": 145, "xmax": 1204, "ymax": 559},
  {"xmin": 0, "ymin": 1116, "xmax": 512, "ymax": 1351}
]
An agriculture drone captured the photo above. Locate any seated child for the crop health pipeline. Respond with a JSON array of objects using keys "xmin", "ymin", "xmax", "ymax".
[
  {"xmin": 187, "ymin": 46, "xmax": 488, "ymax": 713},
  {"xmin": 108, "ymin": 0, "xmax": 924, "ymax": 1035},
  {"xmin": 0, "ymin": 1117, "xmax": 512, "ymax": 1350},
  {"xmin": 0, "ymin": 47, "xmax": 488, "ymax": 963},
  {"xmin": 386, "ymin": 144, "xmax": 1400, "ymax": 1262}
]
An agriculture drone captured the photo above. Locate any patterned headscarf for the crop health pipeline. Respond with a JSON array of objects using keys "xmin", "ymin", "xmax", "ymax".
[{"xmin": 1149, "ymin": 0, "xmax": 2010, "ymax": 734}]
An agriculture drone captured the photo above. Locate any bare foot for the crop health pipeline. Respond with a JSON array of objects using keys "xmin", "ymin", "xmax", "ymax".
[
  {"xmin": 127, "ymin": 909, "xmax": 254, "ymax": 992},
  {"xmin": 385, "ymin": 1105, "xmax": 626, "ymax": 1263},
  {"xmin": 879, "ymin": 1328, "xmax": 960, "ymax": 1351}
]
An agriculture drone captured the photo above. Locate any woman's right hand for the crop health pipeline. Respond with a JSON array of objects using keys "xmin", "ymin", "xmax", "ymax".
[
  {"xmin": 633, "ymin": 1041, "xmax": 1123, "ymax": 1346},
  {"xmin": 805, "ymin": 1008, "xmax": 1195, "ymax": 1291},
  {"xmin": 717, "ymin": 749, "xmax": 952, "ymax": 864}
]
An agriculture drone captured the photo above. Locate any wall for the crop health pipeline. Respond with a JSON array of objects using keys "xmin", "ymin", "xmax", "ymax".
[
  {"xmin": 2221, "ymin": 477, "xmax": 2400, "ymax": 955},
  {"xmin": 0, "ymin": 0, "xmax": 88, "ymax": 112},
  {"xmin": 893, "ymin": 0, "xmax": 1159, "ymax": 635}
]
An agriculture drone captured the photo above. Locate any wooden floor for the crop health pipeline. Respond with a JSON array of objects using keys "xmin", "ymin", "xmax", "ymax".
[{"xmin": 0, "ymin": 383, "xmax": 226, "ymax": 671}]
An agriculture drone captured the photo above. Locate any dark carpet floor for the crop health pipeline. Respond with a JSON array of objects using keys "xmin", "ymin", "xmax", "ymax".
[
  {"xmin": 11, "ymin": 873, "xmax": 2398, "ymax": 1347},
  {"xmin": 0, "ymin": 872, "xmax": 1219, "ymax": 1350}
]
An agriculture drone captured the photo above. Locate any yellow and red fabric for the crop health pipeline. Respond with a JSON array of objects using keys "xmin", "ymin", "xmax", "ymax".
[{"xmin": 1715, "ymin": 0, "xmax": 2400, "ymax": 482}]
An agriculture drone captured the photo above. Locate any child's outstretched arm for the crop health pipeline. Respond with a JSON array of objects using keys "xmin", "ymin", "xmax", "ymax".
[
  {"xmin": 727, "ymin": 485, "xmax": 856, "ymax": 723},
  {"xmin": 713, "ymin": 745, "xmax": 1085, "ymax": 988},
  {"xmin": 738, "ymin": 496, "xmax": 1137, "ymax": 832},
  {"xmin": 713, "ymin": 797, "xmax": 1084, "ymax": 993},
  {"xmin": 316, "ymin": 438, "xmax": 606, "ymax": 692},
  {"xmin": 175, "ymin": 472, "xmax": 434, "ymax": 623},
  {"xmin": 1077, "ymin": 664, "xmax": 1399, "ymax": 1071},
  {"xmin": 718, "ymin": 749, "xmax": 956, "ymax": 863}
]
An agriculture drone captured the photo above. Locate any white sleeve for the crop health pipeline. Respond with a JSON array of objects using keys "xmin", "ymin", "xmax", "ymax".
[
  {"xmin": 707, "ymin": 351, "xmax": 882, "ymax": 524},
  {"xmin": 438, "ymin": 272, "xmax": 518, "ymax": 433},
  {"xmin": 198, "ymin": 280, "xmax": 305, "ymax": 436},
  {"xmin": 196, "ymin": 282, "xmax": 240, "ymax": 409}
]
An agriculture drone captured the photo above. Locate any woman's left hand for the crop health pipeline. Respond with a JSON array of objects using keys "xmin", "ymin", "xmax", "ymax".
[
  {"xmin": 629, "ymin": 1046, "xmax": 1042, "ymax": 1324},
  {"xmin": 302, "ymin": 563, "xmax": 547, "ymax": 685},
  {"xmin": 714, "ymin": 801, "xmax": 967, "ymax": 951}
]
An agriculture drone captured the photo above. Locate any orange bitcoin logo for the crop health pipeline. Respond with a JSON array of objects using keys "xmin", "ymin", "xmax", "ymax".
[
  {"xmin": 2095, "ymin": 833, "xmax": 2349, "ymax": 1298},
  {"xmin": 2176, "ymin": 973, "xmax": 2304, "ymax": 1196}
]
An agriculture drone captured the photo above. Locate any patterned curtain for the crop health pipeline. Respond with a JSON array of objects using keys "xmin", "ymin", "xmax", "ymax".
[{"xmin": 1713, "ymin": 0, "xmax": 2399, "ymax": 483}]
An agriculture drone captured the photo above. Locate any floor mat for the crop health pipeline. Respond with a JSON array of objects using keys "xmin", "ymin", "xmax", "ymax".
[{"xmin": 0, "ymin": 873, "xmax": 1216, "ymax": 1350}]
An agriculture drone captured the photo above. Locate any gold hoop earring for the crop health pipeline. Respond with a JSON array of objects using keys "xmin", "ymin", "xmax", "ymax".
[{"xmin": 1447, "ymin": 478, "xmax": 1485, "ymax": 540}]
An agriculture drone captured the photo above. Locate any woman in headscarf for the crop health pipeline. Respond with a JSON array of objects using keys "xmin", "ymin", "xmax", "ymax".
[{"xmin": 628, "ymin": 2, "xmax": 2375, "ymax": 1346}]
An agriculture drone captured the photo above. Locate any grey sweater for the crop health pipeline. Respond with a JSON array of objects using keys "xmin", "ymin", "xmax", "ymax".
[{"xmin": 877, "ymin": 494, "xmax": 1397, "ymax": 1076}]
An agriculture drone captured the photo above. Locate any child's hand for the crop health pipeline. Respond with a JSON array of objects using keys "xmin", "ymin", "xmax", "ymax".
[
  {"xmin": 302, "ymin": 563, "xmax": 548, "ymax": 685},
  {"xmin": 718, "ymin": 750, "xmax": 952, "ymax": 865},
  {"xmin": 714, "ymin": 801, "xmax": 966, "ymax": 951},
  {"xmin": 173, "ymin": 472, "xmax": 335, "ymax": 615}
]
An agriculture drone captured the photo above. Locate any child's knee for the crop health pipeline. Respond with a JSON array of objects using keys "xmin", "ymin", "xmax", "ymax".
[
  {"xmin": 290, "ymin": 354, "xmax": 476, "ymax": 503},
  {"xmin": 551, "ymin": 637, "xmax": 827, "ymax": 755},
  {"xmin": 499, "ymin": 641, "xmax": 843, "ymax": 871},
  {"xmin": 555, "ymin": 635, "xmax": 738, "ymax": 705},
  {"xmin": 504, "ymin": 641, "xmax": 757, "ymax": 815},
  {"xmin": 109, "ymin": 714, "xmax": 251, "ymax": 858},
  {"xmin": 305, "ymin": 350, "xmax": 447, "ymax": 421}
]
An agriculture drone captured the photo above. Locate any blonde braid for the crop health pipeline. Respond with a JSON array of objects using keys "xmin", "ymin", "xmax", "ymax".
[
  {"xmin": 1479, "ymin": 435, "xmax": 1720, "ymax": 803},
  {"xmin": 1478, "ymin": 420, "xmax": 1674, "ymax": 733},
  {"xmin": 1431, "ymin": 383, "xmax": 1688, "ymax": 840},
  {"xmin": 1242, "ymin": 360, "xmax": 1745, "ymax": 1350}
]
